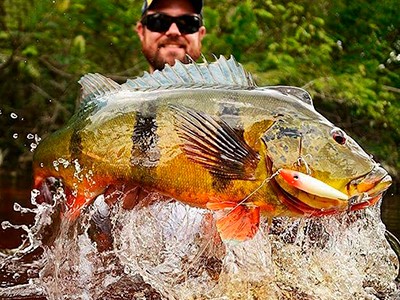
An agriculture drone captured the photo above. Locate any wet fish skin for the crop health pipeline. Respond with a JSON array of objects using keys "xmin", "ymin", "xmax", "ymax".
[{"xmin": 32, "ymin": 56, "xmax": 392, "ymax": 241}]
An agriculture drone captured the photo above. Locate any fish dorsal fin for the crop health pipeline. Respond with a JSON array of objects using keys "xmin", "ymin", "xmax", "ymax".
[
  {"xmin": 78, "ymin": 73, "xmax": 122, "ymax": 102},
  {"xmin": 264, "ymin": 86, "xmax": 314, "ymax": 107},
  {"xmin": 124, "ymin": 55, "xmax": 256, "ymax": 90}
]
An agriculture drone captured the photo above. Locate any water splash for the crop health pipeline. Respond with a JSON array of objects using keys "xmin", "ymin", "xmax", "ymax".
[{"xmin": 0, "ymin": 186, "xmax": 399, "ymax": 299}]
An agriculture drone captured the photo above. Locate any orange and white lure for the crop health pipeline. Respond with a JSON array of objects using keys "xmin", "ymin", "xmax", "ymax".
[{"xmin": 279, "ymin": 169, "xmax": 349, "ymax": 200}]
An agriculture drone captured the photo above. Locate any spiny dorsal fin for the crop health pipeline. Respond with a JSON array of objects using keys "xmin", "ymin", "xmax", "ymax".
[
  {"xmin": 78, "ymin": 57, "xmax": 315, "ymax": 110},
  {"xmin": 78, "ymin": 73, "xmax": 122, "ymax": 102},
  {"xmin": 124, "ymin": 55, "xmax": 256, "ymax": 90}
]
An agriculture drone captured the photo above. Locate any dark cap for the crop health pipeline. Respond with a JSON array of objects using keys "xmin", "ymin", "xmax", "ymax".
[{"xmin": 141, "ymin": 0, "xmax": 203, "ymax": 15}]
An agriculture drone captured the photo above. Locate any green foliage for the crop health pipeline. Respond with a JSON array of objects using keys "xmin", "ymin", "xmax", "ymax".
[
  {"xmin": 0, "ymin": 0, "xmax": 146, "ymax": 168},
  {"xmin": 0, "ymin": 0, "xmax": 399, "ymax": 182}
]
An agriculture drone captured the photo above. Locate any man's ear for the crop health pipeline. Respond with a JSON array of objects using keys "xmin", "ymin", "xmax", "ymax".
[
  {"xmin": 135, "ymin": 22, "xmax": 145, "ymax": 42},
  {"xmin": 198, "ymin": 26, "xmax": 206, "ymax": 41}
]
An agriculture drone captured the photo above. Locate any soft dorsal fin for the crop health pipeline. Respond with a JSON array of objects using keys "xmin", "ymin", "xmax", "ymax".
[
  {"xmin": 124, "ymin": 55, "xmax": 256, "ymax": 90},
  {"xmin": 78, "ymin": 73, "xmax": 122, "ymax": 103},
  {"xmin": 263, "ymin": 86, "xmax": 313, "ymax": 107}
]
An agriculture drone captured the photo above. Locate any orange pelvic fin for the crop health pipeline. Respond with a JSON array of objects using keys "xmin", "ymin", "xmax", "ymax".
[{"xmin": 207, "ymin": 201, "xmax": 260, "ymax": 242}]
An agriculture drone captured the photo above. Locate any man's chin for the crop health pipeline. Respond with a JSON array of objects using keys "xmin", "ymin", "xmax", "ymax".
[{"xmin": 159, "ymin": 47, "xmax": 187, "ymax": 64}]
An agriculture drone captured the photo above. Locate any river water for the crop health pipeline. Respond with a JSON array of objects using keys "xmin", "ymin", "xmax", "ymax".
[{"xmin": 0, "ymin": 171, "xmax": 399, "ymax": 299}]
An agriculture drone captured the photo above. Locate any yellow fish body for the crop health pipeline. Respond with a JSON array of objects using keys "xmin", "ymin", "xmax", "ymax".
[{"xmin": 32, "ymin": 56, "xmax": 392, "ymax": 241}]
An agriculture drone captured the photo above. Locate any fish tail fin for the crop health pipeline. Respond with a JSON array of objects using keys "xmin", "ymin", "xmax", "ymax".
[
  {"xmin": 33, "ymin": 176, "xmax": 83, "ymax": 220},
  {"xmin": 33, "ymin": 176, "xmax": 55, "ymax": 205},
  {"xmin": 207, "ymin": 201, "xmax": 260, "ymax": 242}
]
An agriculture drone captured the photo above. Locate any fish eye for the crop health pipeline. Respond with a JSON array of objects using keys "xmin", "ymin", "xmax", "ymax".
[{"xmin": 331, "ymin": 128, "xmax": 346, "ymax": 145}]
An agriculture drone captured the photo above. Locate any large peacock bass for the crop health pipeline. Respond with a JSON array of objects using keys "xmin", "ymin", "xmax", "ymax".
[{"xmin": 32, "ymin": 56, "xmax": 392, "ymax": 241}]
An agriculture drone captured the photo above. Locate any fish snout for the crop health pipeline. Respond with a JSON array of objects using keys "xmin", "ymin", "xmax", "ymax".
[{"xmin": 347, "ymin": 165, "xmax": 392, "ymax": 211}]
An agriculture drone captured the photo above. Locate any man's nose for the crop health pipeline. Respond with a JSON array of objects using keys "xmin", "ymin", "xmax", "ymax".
[{"xmin": 165, "ymin": 22, "xmax": 181, "ymax": 35}]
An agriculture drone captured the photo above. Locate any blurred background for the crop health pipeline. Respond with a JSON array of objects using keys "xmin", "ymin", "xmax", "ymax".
[{"xmin": 0, "ymin": 0, "xmax": 399, "ymax": 248}]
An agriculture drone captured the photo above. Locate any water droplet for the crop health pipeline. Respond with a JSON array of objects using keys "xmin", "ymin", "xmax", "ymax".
[
  {"xmin": 1, "ymin": 221, "xmax": 12, "ymax": 230},
  {"xmin": 10, "ymin": 112, "xmax": 18, "ymax": 119},
  {"xmin": 31, "ymin": 189, "xmax": 40, "ymax": 198},
  {"xmin": 58, "ymin": 158, "xmax": 70, "ymax": 168},
  {"xmin": 35, "ymin": 134, "xmax": 41, "ymax": 143},
  {"xmin": 27, "ymin": 133, "xmax": 35, "ymax": 139},
  {"xmin": 336, "ymin": 40, "xmax": 343, "ymax": 51},
  {"xmin": 13, "ymin": 133, "xmax": 18, "ymax": 139},
  {"xmin": 31, "ymin": 189, "xmax": 41, "ymax": 205},
  {"xmin": 30, "ymin": 143, "xmax": 38, "ymax": 152},
  {"xmin": 13, "ymin": 203, "xmax": 22, "ymax": 212},
  {"xmin": 53, "ymin": 160, "xmax": 60, "ymax": 171}
]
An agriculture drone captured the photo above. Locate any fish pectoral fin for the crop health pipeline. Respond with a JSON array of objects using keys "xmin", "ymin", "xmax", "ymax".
[
  {"xmin": 206, "ymin": 201, "xmax": 260, "ymax": 241},
  {"xmin": 171, "ymin": 105, "xmax": 260, "ymax": 180}
]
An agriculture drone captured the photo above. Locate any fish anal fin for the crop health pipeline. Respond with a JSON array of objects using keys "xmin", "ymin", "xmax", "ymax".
[
  {"xmin": 172, "ymin": 105, "xmax": 260, "ymax": 180},
  {"xmin": 207, "ymin": 201, "xmax": 260, "ymax": 241}
]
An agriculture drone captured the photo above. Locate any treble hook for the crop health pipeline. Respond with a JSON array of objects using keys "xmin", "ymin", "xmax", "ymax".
[{"xmin": 295, "ymin": 134, "xmax": 312, "ymax": 175}]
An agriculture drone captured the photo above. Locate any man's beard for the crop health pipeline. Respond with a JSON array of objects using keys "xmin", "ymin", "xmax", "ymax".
[
  {"xmin": 142, "ymin": 38, "xmax": 192, "ymax": 71},
  {"xmin": 144, "ymin": 50, "xmax": 189, "ymax": 71}
]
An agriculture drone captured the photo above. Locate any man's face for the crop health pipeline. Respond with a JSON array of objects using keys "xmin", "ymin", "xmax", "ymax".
[{"xmin": 136, "ymin": 0, "xmax": 206, "ymax": 72}]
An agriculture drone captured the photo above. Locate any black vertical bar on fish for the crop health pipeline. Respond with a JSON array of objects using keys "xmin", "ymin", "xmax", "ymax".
[{"xmin": 130, "ymin": 111, "xmax": 160, "ymax": 168}]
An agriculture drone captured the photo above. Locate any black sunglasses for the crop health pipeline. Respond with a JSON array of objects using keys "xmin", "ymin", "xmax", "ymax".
[{"xmin": 141, "ymin": 13, "xmax": 203, "ymax": 34}]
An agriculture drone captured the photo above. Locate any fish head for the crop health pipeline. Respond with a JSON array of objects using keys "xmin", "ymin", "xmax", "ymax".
[{"xmin": 261, "ymin": 114, "xmax": 392, "ymax": 216}]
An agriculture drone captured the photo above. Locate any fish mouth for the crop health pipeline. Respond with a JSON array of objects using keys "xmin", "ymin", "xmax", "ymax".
[
  {"xmin": 346, "ymin": 165, "xmax": 392, "ymax": 211},
  {"xmin": 267, "ymin": 157, "xmax": 392, "ymax": 216}
]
